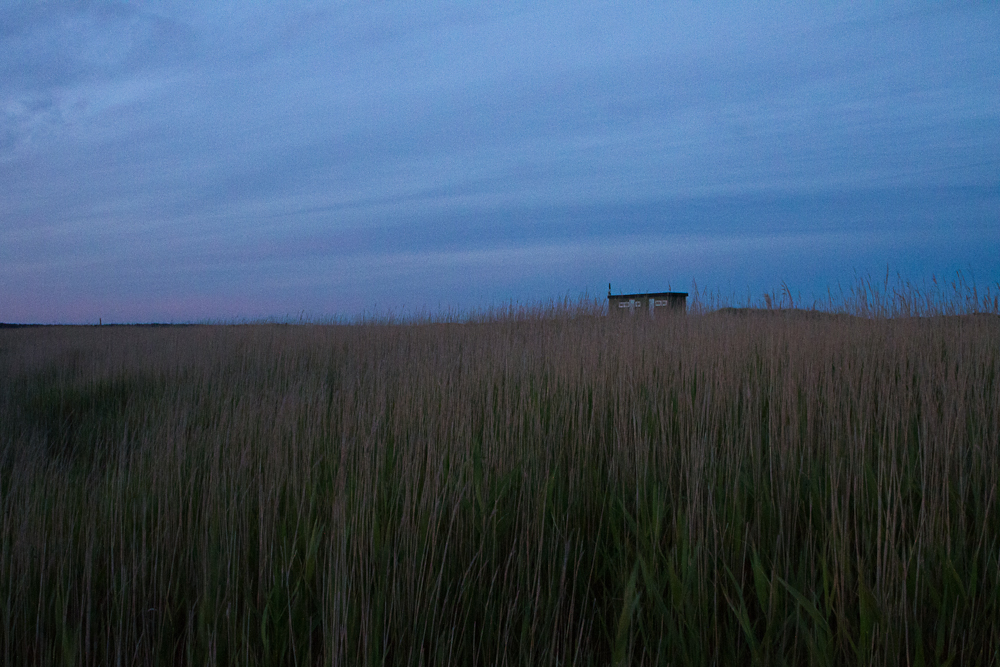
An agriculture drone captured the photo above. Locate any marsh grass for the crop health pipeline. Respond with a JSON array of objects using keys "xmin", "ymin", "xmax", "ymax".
[{"xmin": 1, "ymin": 278, "xmax": 999, "ymax": 665}]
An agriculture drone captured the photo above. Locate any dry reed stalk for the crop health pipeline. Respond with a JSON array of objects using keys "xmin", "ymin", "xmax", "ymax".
[{"xmin": 1, "ymin": 284, "xmax": 999, "ymax": 665}]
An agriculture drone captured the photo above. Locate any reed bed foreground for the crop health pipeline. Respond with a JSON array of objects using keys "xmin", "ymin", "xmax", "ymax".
[{"xmin": 1, "ymin": 310, "xmax": 999, "ymax": 665}]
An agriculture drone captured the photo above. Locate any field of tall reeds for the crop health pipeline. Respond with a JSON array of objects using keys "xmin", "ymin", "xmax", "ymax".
[{"xmin": 2, "ymin": 278, "xmax": 999, "ymax": 665}]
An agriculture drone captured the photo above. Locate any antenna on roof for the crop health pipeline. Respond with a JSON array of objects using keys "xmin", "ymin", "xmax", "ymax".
[{"xmin": 608, "ymin": 283, "xmax": 611, "ymax": 297}]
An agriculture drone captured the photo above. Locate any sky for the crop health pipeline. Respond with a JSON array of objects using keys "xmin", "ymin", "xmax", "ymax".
[{"xmin": 2, "ymin": 1, "xmax": 998, "ymax": 323}]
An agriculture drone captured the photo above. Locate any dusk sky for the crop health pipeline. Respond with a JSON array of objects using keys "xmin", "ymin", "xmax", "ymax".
[{"xmin": 2, "ymin": 1, "xmax": 998, "ymax": 323}]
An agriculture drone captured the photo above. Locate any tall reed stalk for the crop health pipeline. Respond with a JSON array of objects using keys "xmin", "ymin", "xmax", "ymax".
[{"xmin": 1, "ymin": 279, "xmax": 999, "ymax": 665}]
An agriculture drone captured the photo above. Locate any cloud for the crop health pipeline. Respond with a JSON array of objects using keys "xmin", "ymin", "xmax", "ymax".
[
  {"xmin": 0, "ymin": 1, "xmax": 197, "ymax": 158},
  {"xmin": 1, "ymin": 1, "xmax": 998, "ymax": 322}
]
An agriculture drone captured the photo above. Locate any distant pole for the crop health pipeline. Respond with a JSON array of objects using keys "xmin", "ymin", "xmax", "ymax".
[{"xmin": 608, "ymin": 283, "xmax": 611, "ymax": 297}]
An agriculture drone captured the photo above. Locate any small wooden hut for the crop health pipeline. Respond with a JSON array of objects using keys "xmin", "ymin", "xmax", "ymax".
[{"xmin": 608, "ymin": 286, "xmax": 687, "ymax": 318}]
